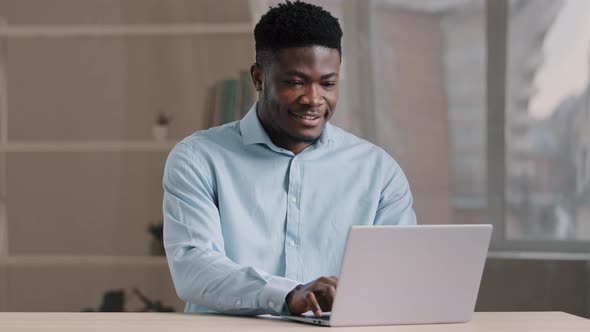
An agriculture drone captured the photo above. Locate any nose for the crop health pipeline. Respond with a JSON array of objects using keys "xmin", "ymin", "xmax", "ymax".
[{"xmin": 299, "ymin": 84, "xmax": 324, "ymax": 108}]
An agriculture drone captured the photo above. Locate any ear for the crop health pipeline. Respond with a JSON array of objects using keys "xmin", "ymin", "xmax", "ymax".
[{"xmin": 250, "ymin": 63, "xmax": 263, "ymax": 92}]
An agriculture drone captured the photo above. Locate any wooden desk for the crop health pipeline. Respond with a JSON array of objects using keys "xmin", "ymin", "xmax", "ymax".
[{"xmin": 0, "ymin": 312, "xmax": 588, "ymax": 331}]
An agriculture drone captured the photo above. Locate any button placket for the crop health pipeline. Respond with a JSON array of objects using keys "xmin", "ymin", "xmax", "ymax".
[{"xmin": 285, "ymin": 157, "xmax": 301, "ymax": 280}]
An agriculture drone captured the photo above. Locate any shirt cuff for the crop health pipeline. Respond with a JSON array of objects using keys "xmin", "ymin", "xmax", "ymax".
[{"xmin": 258, "ymin": 276, "xmax": 301, "ymax": 315}]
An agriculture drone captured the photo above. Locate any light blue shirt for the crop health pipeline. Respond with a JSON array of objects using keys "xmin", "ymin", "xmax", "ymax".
[{"xmin": 163, "ymin": 104, "xmax": 416, "ymax": 316}]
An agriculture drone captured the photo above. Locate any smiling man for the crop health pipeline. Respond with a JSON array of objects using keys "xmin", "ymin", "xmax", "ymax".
[{"xmin": 163, "ymin": 0, "xmax": 416, "ymax": 318}]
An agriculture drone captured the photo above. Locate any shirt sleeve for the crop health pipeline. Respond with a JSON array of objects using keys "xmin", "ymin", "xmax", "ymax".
[
  {"xmin": 163, "ymin": 142, "xmax": 300, "ymax": 315},
  {"xmin": 373, "ymin": 158, "xmax": 417, "ymax": 226}
]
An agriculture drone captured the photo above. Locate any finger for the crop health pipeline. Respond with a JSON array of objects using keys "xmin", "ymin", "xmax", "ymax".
[
  {"xmin": 310, "ymin": 282, "xmax": 336, "ymax": 296},
  {"xmin": 317, "ymin": 276, "xmax": 338, "ymax": 287},
  {"xmin": 328, "ymin": 276, "xmax": 339, "ymax": 287},
  {"xmin": 305, "ymin": 291, "xmax": 322, "ymax": 317},
  {"xmin": 309, "ymin": 282, "xmax": 337, "ymax": 310},
  {"xmin": 326, "ymin": 285, "xmax": 336, "ymax": 307}
]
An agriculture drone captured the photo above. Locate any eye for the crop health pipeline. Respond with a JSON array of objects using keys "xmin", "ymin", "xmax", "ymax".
[
  {"xmin": 321, "ymin": 81, "xmax": 337, "ymax": 88},
  {"xmin": 285, "ymin": 80, "xmax": 304, "ymax": 87}
]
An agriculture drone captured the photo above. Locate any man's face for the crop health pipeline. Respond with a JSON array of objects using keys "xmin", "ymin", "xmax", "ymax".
[{"xmin": 255, "ymin": 46, "xmax": 340, "ymax": 144}]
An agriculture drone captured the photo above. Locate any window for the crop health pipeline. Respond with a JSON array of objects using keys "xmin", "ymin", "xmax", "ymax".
[
  {"xmin": 490, "ymin": 0, "xmax": 590, "ymax": 253},
  {"xmin": 369, "ymin": 0, "xmax": 589, "ymax": 254}
]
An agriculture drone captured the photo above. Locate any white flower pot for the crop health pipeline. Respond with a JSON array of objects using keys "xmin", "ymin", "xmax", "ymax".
[{"xmin": 152, "ymin": 125, "xmax": 168, "ymax": 142}]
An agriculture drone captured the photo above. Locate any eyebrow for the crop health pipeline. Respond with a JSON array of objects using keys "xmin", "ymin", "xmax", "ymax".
[{"xmin": 284, "ymin": 70, "xmax": 339, "ymax": 80}]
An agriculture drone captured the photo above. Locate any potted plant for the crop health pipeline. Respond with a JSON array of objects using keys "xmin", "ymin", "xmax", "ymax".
[{"xmin": 152, "ymin": 111, "xmax": 173, "ymax": 142}]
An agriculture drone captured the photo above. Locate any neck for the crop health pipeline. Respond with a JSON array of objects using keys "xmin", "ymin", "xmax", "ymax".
[{"xmin": 256, "ymin": 106, "xmax": 314, "ymax": 155}]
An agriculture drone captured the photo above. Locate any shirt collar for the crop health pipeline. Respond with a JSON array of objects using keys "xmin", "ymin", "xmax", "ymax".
[{"xmin": 240, "ymin": 103, "xmax": 335, "ymax": 147}]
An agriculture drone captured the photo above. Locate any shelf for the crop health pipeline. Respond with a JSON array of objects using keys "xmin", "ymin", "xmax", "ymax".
[
  {"xmin": 0, "ymin": 23, "xmax": 252, "ymax": 38},
  {"xmin": 0, "ymin": 255, "xmax": 168, "ymax": 267},
  {"xmin": 0, "ymin": 141, "xmax": 177, "ymax": 152}
]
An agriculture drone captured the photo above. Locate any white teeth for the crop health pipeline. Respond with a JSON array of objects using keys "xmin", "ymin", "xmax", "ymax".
[{"xmin": 297, "ymin": 114, "xmax": 318, "ymax": 120}]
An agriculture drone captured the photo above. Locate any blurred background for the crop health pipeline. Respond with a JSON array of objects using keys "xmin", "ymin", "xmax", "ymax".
[{"xmin": 0, "ymin": 0, "xmax": 588, "ymax": 317}]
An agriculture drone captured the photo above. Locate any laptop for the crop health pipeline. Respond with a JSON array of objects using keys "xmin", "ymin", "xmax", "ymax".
[{"xmin": 282, "ymin": 224, "xmax": 492, "ymax": 327}]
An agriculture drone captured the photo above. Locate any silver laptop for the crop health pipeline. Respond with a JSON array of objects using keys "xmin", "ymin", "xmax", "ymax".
[{"xmin": 282, "ymin": 224, "xmax": 492, "ymax": 327}]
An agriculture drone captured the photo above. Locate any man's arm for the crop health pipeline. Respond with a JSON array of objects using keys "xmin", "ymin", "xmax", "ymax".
[
  {"xmin": 373, "ymin": 158, "xmax": 417, "ymax": 226},
  {"xmin": 163, "ymin": 142, "xmax": 300, "ymax": 315}
]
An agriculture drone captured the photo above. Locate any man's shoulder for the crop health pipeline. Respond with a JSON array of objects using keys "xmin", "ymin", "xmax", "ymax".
[
  {"xmin": 166, "ymin": 122, "xmax": 242, "ymax": 176},
  {"xmin": 176, "ymin": 121, "xmax": 242, "ymax": 154},
  {"xmin": 329, "ymin": 124, "xmax": 394, "ymax": 161}
]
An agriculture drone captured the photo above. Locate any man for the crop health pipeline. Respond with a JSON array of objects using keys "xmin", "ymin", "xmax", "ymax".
[{"xmin": 163, "ymin": 0, "xmax": 416, "ymax": 318}]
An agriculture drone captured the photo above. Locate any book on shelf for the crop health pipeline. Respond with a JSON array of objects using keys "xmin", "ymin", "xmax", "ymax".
[
  {"xmin": 218, "ymin": 79, "xmax": 237, "ymax": 125},
  {"xmin": 206, "ymin": 69, "xmax": 256, "ymax": 128},
  {"xmin": 237, "ymin": 69, "xmax": 255, "ymax": 120},
  {"xmin": 205, "ymin": 83, "xmax": 220, "ymax": 128}
]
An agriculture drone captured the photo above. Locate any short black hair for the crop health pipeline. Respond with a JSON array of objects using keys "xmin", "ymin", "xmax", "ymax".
[{"xmin": 254, "ymin": 0, "xmax": 343, "ymax": 67}]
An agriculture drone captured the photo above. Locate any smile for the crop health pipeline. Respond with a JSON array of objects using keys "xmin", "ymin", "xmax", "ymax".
[
  {"xmin": 288, "ymin": 111, "xmax": 323, "ymax": 126},
  {"xmin": 294, "ymin": 114, "xmax": 319, "ymax": 120}
]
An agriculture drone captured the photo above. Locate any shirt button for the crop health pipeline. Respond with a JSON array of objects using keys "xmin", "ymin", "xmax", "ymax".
[
  {"xmin": 291, "ymin": 196, "xmax": 297, "ymax": 203},
  {"xmin": 268, "ymin": 301, "xmax": 275, "ymax": 308},
  {"xmin": 236, "ymin": 300, "xmax": 241, "ymax": 305},
  {"xmin": 289, "ymin": 240, "xmax": 296, "ymax": 246}
]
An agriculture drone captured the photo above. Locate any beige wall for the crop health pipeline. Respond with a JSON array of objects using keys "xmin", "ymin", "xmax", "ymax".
[{"xmin": 3, "ymin": 0, "xmax": 253, "ymax": 255}]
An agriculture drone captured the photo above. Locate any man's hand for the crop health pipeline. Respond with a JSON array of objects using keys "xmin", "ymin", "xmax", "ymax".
[{"xmin": 285, "ymin": 276, "xmax": 338, "ymax": 317}]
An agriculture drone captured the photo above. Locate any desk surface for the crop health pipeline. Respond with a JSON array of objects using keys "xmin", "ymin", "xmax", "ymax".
[{"xmin": 0, "ymin": 312, "xmax": 588, "ymax": 331}]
